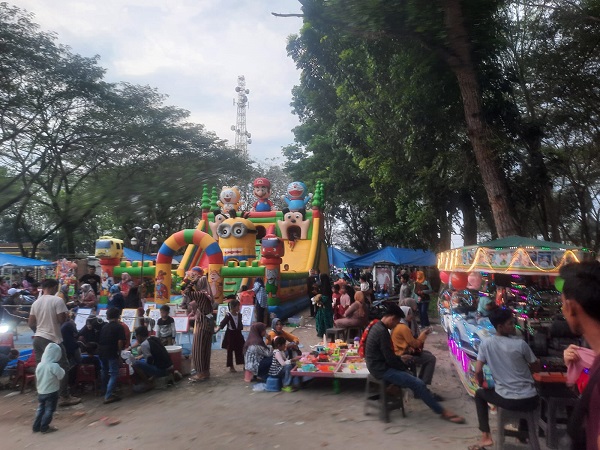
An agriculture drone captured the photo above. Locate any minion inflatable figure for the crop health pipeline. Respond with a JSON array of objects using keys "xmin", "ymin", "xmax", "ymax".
[{"xmin": 216, "ymin": 217, "xmax": 257, "ymax": 263}]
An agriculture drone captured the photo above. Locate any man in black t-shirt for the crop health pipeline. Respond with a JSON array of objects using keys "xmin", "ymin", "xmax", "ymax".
[
  {"xmin": 98, "ymin": 307, "xmax": 125, "ymax": 404},
  {"xmin": 132, "ymin": 326, "xmax": 177, "ymax": 392},
  {"xmin": 79, "ymin": 266, "xmax": 102, "ymax": 295}
]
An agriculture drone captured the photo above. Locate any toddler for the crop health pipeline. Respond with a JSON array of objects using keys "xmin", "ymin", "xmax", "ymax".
[
  {"xmin": 33, "ymin": 343, "xmax": 65, "ymax": 433},
  {"xmin": 268, "ymin": 336, "xmax": 300, "ymax": 392}
]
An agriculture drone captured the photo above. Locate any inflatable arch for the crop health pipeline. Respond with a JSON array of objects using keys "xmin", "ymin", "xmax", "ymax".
[{"xmin": 155, "ymin": 229, "xmax": 223, "ymax": 304}]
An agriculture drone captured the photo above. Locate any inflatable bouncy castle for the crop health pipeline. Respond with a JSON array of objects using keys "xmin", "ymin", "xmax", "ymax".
[{"xmin": 96, "ymin": 180, "xmax": 329, "ymax": 319}]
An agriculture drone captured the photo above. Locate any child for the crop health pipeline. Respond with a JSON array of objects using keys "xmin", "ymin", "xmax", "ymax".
[
  {"xmin": 215, "ymin": 299, "xmax": 245, "ymax": 372},
  {"xmin": 156, "ymin": 305, "xmax": 176, "ymax": 346},
  {"xmin": 332, "ymin": 284, "xmax": 342, "ymax": 320},
  {"xmin": 268, "ymin": 336, "xmax": 300, "ymax": 392},
  {"xmin": 33, "ymin": 343, "xmax": 65, "ymax": 433}
]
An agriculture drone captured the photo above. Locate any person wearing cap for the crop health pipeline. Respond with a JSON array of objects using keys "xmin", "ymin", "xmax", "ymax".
[
  {"xmin": 251, "ymin": 177, "xmax": 274, "ymax": 212},
  {"xmin": 364, "ymin": 301, "xmax": 465, "ymax": 424}
]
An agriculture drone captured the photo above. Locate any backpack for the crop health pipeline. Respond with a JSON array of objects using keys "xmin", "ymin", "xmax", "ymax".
[{"xmin": 146, "ymin": 336, "xmax": 173, "ymax": 370}]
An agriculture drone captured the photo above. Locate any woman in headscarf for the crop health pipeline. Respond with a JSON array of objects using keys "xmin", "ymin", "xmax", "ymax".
[
  {"xmin": 124, "ymin": 286, "xmax": 141, "ymax": 309},
  {"xmin": 391, "ymin": 306, "xmax": 438, "ymax": 392},
  {"xmin": 243, "ymin": 322, "xmax": 272, "ymax": 380},
  {"xmin": 119, "ymin": 272, "xmax": 133, "ymax": 297},
  {"xmin": 414, "ymin": 270, "xmax": 433, "ymax": 328},
  {"xmin": 266, "ymin": 318, "xmax": 300, "ymax": 358},
  {"xmin": 314, "ymin": 273, "xmax": 334, "ymax": 339},
  {"xmin": 184, "ymin": 267, "xmax": 214, "ymax": 382},
  {"xmin": 334, "ymin": 290, "xmax": 369, "ymax": 329},
  {"xmin": 79, "ymin": 284, "xmax": 97, "ymax": 310}
]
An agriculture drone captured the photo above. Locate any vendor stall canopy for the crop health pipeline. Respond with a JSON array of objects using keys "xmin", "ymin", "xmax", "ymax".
[
  {"xmin": 437, "ymin": 235, "xmax": 592, "ymax": 275},
  {"xmin": 0, "ymin": 252, "xmax": 54, "ymax": 267},
  {"xmin": 345, "ymin": 246, "xmax": 436, "ymax": 268},
  {"xmin": 327, "ymin": 247, "xmax": 358, "ymax": 268}
]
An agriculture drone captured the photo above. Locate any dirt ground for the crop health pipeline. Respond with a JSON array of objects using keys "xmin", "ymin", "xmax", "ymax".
[{"xmin": 0, "ymin": 310, "xmax": 545, "ymax": 450}]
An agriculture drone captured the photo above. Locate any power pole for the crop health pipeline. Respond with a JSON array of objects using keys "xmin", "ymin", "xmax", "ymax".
[{"xmin": 231, "ymin": 75, "xmax": 252, "ymax": 159}]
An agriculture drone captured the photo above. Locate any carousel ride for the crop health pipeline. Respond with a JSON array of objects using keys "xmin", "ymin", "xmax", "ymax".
[{"xmin": 437, "ymin": 236, "xmax": 593, "ymax": 396}]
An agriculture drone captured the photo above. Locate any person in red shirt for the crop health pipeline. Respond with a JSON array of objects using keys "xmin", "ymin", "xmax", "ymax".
[{"xmin": 561, "ymin": 261, "xmax": 600, "ymax": 450}]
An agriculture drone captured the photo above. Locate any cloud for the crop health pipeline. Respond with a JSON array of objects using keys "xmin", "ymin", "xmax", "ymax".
[{"xmin": 11, "ymin": 0, "xmax": 304, "ymax": 161}]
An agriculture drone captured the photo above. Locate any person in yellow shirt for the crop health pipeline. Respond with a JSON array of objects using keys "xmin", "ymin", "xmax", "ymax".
[
  {"xmin": 265, "ymin": 318, "xmax": 301, "ymax": 358},
  {"xmin": 391, "ymin": 306, "xmax": 442, "ymax": 401}
]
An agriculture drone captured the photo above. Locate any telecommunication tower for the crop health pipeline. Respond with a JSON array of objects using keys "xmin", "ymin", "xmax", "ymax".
[{"xmin": 230, "ymin": 75, "xmax": 252, "ymax": 159}]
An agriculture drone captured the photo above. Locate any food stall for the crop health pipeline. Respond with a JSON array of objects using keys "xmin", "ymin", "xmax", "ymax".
[
  {"xmin": 436, "ymin": 235, "xmax": 593, "ymax": 396},
  {"xmin": 291, "ymin": 342, "xmax": 369, "ymax": 383}
]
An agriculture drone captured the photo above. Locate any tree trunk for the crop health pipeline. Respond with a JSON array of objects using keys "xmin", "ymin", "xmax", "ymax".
[
  {"xmin": 459, "ymin": 191, "xmax": 478, "ymax": 245},
  {"xmin": 442, "ymin": 0, "xmax": 520, "ymax": 238}
]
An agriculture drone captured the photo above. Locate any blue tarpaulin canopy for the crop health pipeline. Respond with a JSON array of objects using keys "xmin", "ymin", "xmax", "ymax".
[
  {"xmin": 123, "ymin": 247, "xmax": 156, "ymax": 261},
  {"xmin": 328, "ymin": 247, "xmax": 359, "ymax": 268},
  {"xmin": 345, "ymin": 246, "xmax": 436, "ymax": 268},
  {"xmin": 0, "ymin": 252, "xmax": 54, "ymax": 267},
  {"xmin": 123, "ymin": 247, "xmax": 181, "ymax": 263}
]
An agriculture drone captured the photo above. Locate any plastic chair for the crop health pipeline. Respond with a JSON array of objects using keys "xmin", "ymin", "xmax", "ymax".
[
  {"xmin": 0, "ymin": 332, "xmax": 14, "ymax": 348},
  {"xmin": 117, "ymin": 363, "xmax": 133, "ymax": 387},
  {"xmin": 15, "ymin": 360, "xmax": 36, "ymax": 393},
  {"xmin": 325, "ymin": 328, "xmax": 346, "ymax": 343},
  {"xmin": 495, "ymin": 406, "xmax": 541, "ymax": 450},
  {"xmin": 75, "ymin": 363, "xmax": 98, "ymax": 394}
]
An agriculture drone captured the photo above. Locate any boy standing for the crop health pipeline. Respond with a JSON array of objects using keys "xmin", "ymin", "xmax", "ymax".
[
  {"xmin": 98, "ymin": 307, "xmax": 126, "ymax": 404},
  {"xmin": 156, "ymin": 305, "xmax": 176, "ymax": 346},
  {"xmin": 33, "ymin": 343, "xmax": 64, "ymax": 433}
]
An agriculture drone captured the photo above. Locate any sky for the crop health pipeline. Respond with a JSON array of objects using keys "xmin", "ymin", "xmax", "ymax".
[{"xmin": 10, "ymin": 0, "xmax": 304, "ymax": 164}]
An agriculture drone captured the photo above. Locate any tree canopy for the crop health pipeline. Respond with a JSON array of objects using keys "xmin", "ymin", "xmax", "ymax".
[{"xmin": 283, "ymin": 0, "xmax": 600, "ymax": 252}]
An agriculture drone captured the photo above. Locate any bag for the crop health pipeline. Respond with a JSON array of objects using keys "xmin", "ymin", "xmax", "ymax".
[
  {"xmin": 147, "ymin": 336, "xmax": 173, "ymax": 370},
  {"xmin": 257, "ymin": 354, "xmax": 273, "ymax": 381}
]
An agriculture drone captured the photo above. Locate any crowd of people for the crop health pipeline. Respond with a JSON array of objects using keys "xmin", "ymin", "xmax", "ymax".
[{"xmin": 1, "ymin": 261, "xmax": 600, "ymax": 450}]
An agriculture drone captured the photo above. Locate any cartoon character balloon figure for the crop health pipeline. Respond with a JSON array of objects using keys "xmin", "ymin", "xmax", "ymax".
[
  {"xmin": 283, "ymin": 181, "xmax": 312, "ymax": 212},
  {"xmin": 251, "ymin": 178, "xmax": 274, "ymax": 212},
  {"xmin": 217, "ymin": 186, "xmax": 242, "ymax": 213}
]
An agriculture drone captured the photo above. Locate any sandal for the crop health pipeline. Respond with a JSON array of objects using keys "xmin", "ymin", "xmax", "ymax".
[
  {"xmin": 441, "ymin": 413, "xmax": 465, "ymax": 424},
  {"xmin": 467, "ymin": 446, "xmax": 489, "ymax": 450},
  {"xmin": 188, "ymin": 376, "xmax": 208, "ymax": 383}
]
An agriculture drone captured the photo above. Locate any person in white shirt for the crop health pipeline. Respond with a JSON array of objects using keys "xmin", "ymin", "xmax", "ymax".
[{"xmin": 28, "ymin": 278, "xmax": 81, "ymax": 407}]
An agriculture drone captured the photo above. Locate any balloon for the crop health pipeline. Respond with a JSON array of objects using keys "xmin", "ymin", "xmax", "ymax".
[
  {"xmin": 450, "ymin": 272, "xmax": 469, "ymax": 290},
  {"xmin": 554, "ymin": 276, "xmax": 564, "ymax": 293},
  {"xmin": 439, "ymin": 271, "xmax": 450, "ymax": 284}
]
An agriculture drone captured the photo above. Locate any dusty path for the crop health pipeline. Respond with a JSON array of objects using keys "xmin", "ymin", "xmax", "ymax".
[{"xmin": 0, "ymin": 312, "xmax": 541, "ymax": 450}]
